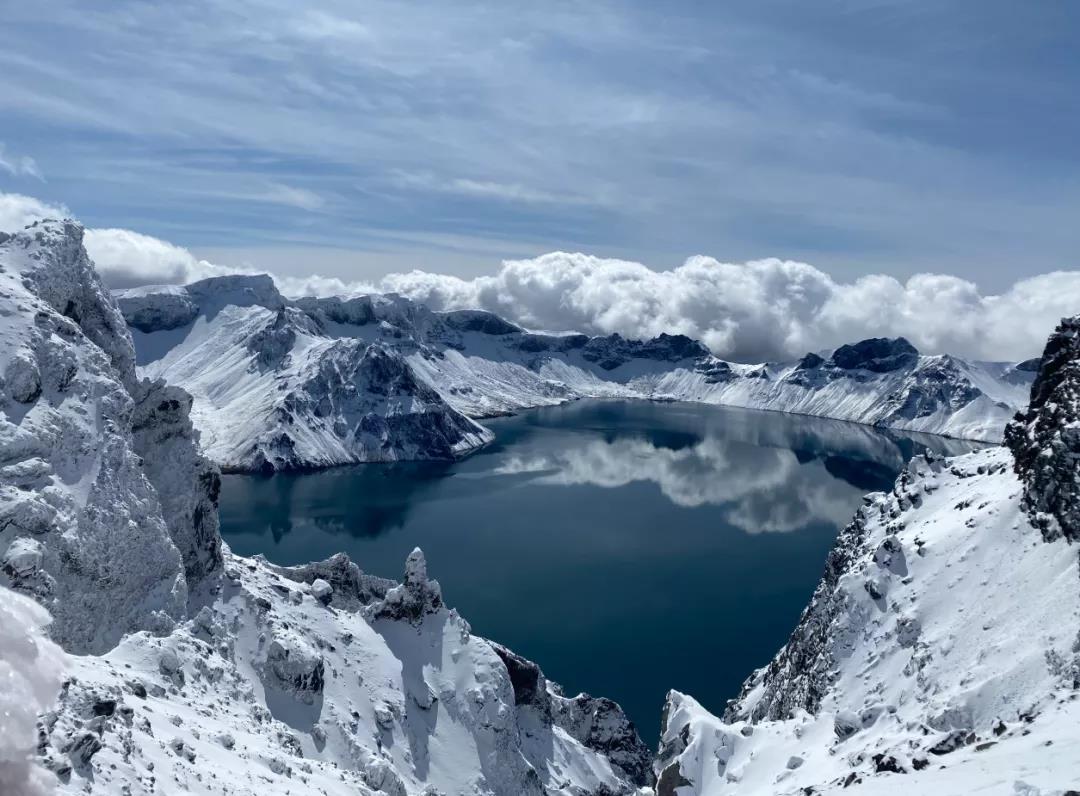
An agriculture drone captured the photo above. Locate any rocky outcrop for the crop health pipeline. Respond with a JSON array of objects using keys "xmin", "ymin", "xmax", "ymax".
[
  {"xmin": 130, "ymin": 380, "xmax": 222, "ymax": 584},
  {"xmin": 829, "ymin": 336, "xmax": 919, "ymax": 373},
  {"xmin": 581, "ymin": 332, "xmax": 710, "ymax": 370},
  {"xmin": 490, "ymin": 643, "xmax": 654, "ymax": 789},
  {"xmin": 0, "ymin": 220, "xmax": 218, "ymax": 653},
  {"xmin": 1005, "ymin": 314, "xmax": 1080, "ymax": 541},
  {"xmin": 371, "ymin": 547, "xmax": 444, "ymax": 624}
]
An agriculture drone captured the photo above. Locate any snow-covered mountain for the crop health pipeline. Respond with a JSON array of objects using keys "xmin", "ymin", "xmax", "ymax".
[
  {"xmin": 115, "ymin": 275, "xmax": 1033, "ymax": 471},
  {"xmin": 0, "ymin": 221, "xmax": 651, "ymax": 796},
  {"xmin": 652, "ymin": 315, "xmax": 1080, "ymax": 794},
  {"xmin": 5, "ymin": 218, "xmax": 1078, "ymax": 795}
]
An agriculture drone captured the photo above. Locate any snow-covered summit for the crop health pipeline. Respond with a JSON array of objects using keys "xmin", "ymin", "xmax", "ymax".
[{"xmin": 115, "ymin": 276, "xmax": 1033, "ymax": 472}]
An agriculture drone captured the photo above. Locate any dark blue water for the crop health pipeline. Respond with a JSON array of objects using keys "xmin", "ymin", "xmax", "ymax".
[{"xmin": 219, "ymin": 400, "xmax": 981, "ymax": 744}]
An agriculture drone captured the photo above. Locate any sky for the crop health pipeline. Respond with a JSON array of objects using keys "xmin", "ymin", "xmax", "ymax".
[{"xmin": 1, "ymin": 1, "xmax": 1079, "ymax": 361}]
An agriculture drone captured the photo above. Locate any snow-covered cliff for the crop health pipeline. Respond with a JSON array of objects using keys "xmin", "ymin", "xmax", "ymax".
[
  {"xmin": 652, "ymin": 317, "xmax": 1080, "ymax": 794},
  {"xmin": 0, "ymin": 220, "xmax": 219, "ymax": 653},
  {"xmin": 2, "ymin": 220, "xmax": 650, "ymax": 795},
  {"xmin": 115, "ymin": 276, "xmax": 1032, "ymax": 472}
]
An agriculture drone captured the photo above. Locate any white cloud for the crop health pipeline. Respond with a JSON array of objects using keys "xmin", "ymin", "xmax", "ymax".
[
  {"xmin": 2, "ymin": 190, "xmax": 1074, "ymax": 362},
  {"xmin": 83, "ymin": 228, "xmax": 254, "ymax": 289},
  {"xmin": 250, "ymin": 182, "xmax": 325, "ymax": 211},
  {"xmin": 0, "ymin": 192, "xmax": 67, "ymax": 232},
  {"xmin": 0, "ymin": 143, "xmax": 43, "ymax": 180},
  {"xmin": 381, "ymin": 252, "xmax": 1080, "ymax": 362},
  {"xmin": 390, "ymin": 170, "xmax": 603, "ymax": 206}
]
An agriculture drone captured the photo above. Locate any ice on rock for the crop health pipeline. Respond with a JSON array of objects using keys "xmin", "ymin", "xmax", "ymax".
[{"xmin": 310, "ymin": 577, "xmax": 333, "ymax": 604}]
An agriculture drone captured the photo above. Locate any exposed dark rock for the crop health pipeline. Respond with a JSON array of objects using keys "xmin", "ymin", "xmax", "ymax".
[
  {"xmin": 830, "ymin": 337, "xmax": 919, "ymax": 373},
  {"xmin": 1005, "ymin": 315, "xmax": 1080, "ymax": 541},
  {"xmin": 372, "ymin": 548, "xmax": 443, "ymax": 624},
  {"xmin": 441, "ymin": 309, "xmax": 522, "ymax": 336},
  {"xmin": 581, "ymin": 332, "xmax": 710, "ymax": 370}
]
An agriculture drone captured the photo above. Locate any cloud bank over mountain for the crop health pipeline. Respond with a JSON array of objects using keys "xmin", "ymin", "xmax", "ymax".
[
  {"xmin": 382, "ymin": 253, "xmax": 1080, "ymax": 363},
  {"xmin": 3, "ymin": 190, "xmax": 1075, "ymax": 363}
]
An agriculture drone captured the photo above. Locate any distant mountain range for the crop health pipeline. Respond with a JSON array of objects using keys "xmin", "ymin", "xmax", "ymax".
[{"xmin": 115, "ymin": 274, "xmax": 1035, "ymax": 472}]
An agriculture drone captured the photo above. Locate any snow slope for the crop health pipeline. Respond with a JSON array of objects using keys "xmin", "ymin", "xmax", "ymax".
[
  {"xmin": 652, "ymin": 316, "xmax": 1080, "ymax": 795},
  {"xmin": 115, "ymin": 277, "xmax": 1033, "ymax": 473},
  {"xmin": 40, "ymin": 548, "xmax": 651, "ymax": 796}
]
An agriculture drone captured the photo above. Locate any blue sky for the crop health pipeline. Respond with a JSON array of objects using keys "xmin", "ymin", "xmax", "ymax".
[{"xmin": 1, "ymin": 1, "xmax": 1078, "ymax": 289}]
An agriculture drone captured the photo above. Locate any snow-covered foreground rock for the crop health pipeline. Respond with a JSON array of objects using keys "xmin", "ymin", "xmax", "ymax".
[
  {"xmin": 116, "ymin": 277, "xmax": 1032, "ymax": 471},
  {"xmin": 653, "ymin": 316, "xmax": 1080, "ymax": 795},
  {"xmin": 41, "ymin": 549, "xmax": 651, "ymax": 795},
  {"xmin": 1, "ymin": 219, "xmax": 651, "ymax": 795},
  {"xmin": 0, "ymin": 221, "xmax": 220, "ymax": 653}
]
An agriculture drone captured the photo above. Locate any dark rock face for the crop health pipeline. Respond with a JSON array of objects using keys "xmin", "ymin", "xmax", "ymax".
[
  {"xmin": 694, "ymin": 359, "xmax": 734, "ymax": 384},
  {"xmin": 117, "ymin": 274, "xmax": 285, "ymax": 333},
  {"xmin": 293, "ymin": 295, "xmax": 377, "ymax": 327},
  {"xmin": 371, "ymin": 548, "xmax": 444, "ymax": 624},
  {"xmin": 552, "ymin": 693, "xmax": 654, "ymax": 789},
  {"xmin": 514, "ymin": 332, "xmax": 589, "ymax": 354},
  {"xmin": 121, "ymin": 293, "xmax": 200, "ymax": 333},
  {"xmin": 654, "ymin": 694, "xmax": 694, "ymax": 796},
  {"xmin": 490, "ymin": 643, "xmax": 653, "ymax": 789},
  {"xmin": 491, "ymin": 644, "xmax": 547, "ymax": 709},
  {"xmin": 725, "ymin": 501, "xmax": 873, "ymax": 723},
  {"xmin": 797, "ymin": 352, "xmax": 825, "ymax": 370},
  {"xmin": 247, "ymin": 342, "xmax": 487, "ymax": 471},
  {"xmin": 1005, "ymin": 315, "xmax": 1080, "ymax": 542},
  {"xmin": 441, "ymin": 310, "xmax": 522, "ymax": 336},
  {"xmin": 879, "ymin": 356, "xmax": 981, "ymax": 421},
  {"xmin": 246, "ymin": 307, "xmax": 316, "ymax": 368},
  {"xmin": 830, "ymin": 337, "xmax": 919, "ymax": 373},
  {"xmin": 131, "ymin": 380, "xmax": 223, "ymax": 584},
  {"xmin": 582, "ymin": 333, "xmax": 710, "ymax": 371}
]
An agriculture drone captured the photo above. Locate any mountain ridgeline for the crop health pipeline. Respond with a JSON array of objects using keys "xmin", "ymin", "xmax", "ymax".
[{"xmin": 114, "ymin": 273, "xmax": 1034, "ymax": 472}]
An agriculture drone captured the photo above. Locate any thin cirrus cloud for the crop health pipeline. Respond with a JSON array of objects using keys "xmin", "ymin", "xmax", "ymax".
[
  {"xmin": 0, "ymin": 2, "xmax": 1078, "ymax": 286},
  {"xmin": 0, "ymin": 144, "xmax": 43, "ymax": 181},
  {"xmin": 1, "ymin": 189, "xmax": 1073, "ymax": 364}
]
